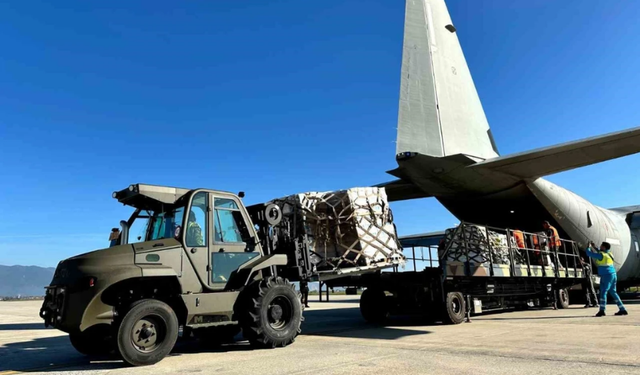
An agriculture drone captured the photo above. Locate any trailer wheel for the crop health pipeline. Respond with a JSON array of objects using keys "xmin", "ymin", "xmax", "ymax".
[
  {"xmin": 360, "ymin": 287, "xmax": 389, "ymax": 324},
  {"xmin": 442, "ymin": 292, "xmax": 466, "ymax": 325},
  {"xmin": 557, "ymin": 288, "xmax": 570, "ymax": 309},
  {"xmin": 240, "ymin": 277, "xmax": 303, "ymax": 348},
  {"xmin": 116, "ymin": 299, "xmax": 179, "ymax": 366},
  {"xmin": 69, "ymin": 324, "xmax": 114, "ymax": 356}
]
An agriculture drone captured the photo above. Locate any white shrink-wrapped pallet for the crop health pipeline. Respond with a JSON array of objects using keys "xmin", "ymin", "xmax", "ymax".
[
  {"xmin": 268, "ymin": 187, "xmax": 405, "ymax": 275},
  {"xmin": 441, "ymin": 224, "xmax": 527, "ymax": 266}
]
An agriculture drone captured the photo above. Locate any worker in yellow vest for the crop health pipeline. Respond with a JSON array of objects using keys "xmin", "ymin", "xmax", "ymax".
[{"xmin": 586, "ymin": 241, "xmax": 627, "ymax": 317}]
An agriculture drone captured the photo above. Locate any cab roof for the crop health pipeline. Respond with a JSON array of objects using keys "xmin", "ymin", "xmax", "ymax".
[
  {"xmin": 113, "ymin": 184, "xmax": 191, "ymax": 210},
  {"xmin": 113, "ymin": 184, "xmax": 239, "ymax": 210}
]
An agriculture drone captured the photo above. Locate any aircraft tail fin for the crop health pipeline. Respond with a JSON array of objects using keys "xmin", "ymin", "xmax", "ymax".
[
  {"xmin": 396, "ymin": 0, "xmax": 499, "ymax": 160},
  {"xmin": 471, "ymin": 126, "xmax": 640, "ymax": 178}
]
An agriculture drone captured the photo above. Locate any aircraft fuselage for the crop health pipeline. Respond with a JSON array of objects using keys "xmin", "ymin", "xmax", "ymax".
[{"xmin": 397, "ymin": 154, "xmax": 640, "ymax": 283}]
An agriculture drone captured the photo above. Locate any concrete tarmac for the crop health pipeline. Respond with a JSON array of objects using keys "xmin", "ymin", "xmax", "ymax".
[{"xmin": 1, "ymin": 297, "xmax": 640, "ymax": 374}]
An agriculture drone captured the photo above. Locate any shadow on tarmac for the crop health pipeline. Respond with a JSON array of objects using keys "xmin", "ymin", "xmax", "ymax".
[
  {"xmin": 308, "ymin": 297, "xmax": 360, "ymax": 304},
  {"xmin": 0, "ymin": 307, "xmax": 432, "ymax": 373},
  {"xmin": 478, "ymin": 315, "xmax": 590, "ymax": 321},
  {"xmin": 619, "ymin": 298, "xmax": 640, "ymax": 305},
  {"xmin": 0, "ymin": 322, "xmax": 52, "ymax": 331},
  {"xmin": 0, "ymin": 335, "xmax": 117, "ymax": 373},
  {"xmin": 301, "ymin": 307, "xmax": 433, "ymax": 339}
]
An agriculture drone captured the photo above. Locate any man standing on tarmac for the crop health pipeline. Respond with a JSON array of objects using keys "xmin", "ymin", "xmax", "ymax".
[
  {"xmin": 300, "ymin": 281, "xmax": 310, "ymax": 308},
  {"xmin": 586, "ymin": 241, "xmax": 628, "ymax": 317},
  {"xmin": 580, "ymin": 257, "xmax": 598, "ymax": 308}
]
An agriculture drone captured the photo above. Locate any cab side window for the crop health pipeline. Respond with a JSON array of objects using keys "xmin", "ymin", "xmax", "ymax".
[
  {"xmin": 213, "ymin": 198, "xmax": 250, "ymax": 243},
  {"xmin": 186, "ymin": 192, "xmax": 208, "ymax": 247}
]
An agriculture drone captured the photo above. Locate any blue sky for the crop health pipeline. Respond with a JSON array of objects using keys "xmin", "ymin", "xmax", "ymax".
[{"xmin": 1, "ymin": 0, "xmax": 639, "ymax": 267}]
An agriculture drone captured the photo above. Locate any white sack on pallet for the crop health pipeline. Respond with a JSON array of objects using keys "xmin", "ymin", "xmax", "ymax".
[
  {"xmin": 440, "ymin": 224, "xmax": 527, "ymax": 265},
  {"xmin": 269, "ymin": 187, "xmax": 404, "ymax": 273}
]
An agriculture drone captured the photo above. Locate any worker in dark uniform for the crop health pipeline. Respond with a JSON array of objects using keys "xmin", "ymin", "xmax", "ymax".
[
  {"xmin": 580, "ymin": 257, "xmax": 598, "ymax": 308},
  {"xmin": 530, "ymin": 232, "xmax": 543, "ymax": 265},
  {"xmin": 300, "ymin": 281, "xmax": 310, "ymax": 308},
  {"xmin": 586, "ymin": 241, "xmax": 627, "ymax": 317}
]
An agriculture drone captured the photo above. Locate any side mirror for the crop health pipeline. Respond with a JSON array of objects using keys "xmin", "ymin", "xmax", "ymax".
[
  {"xmin": 238, "ymin": 191, "xmax": 245, "ymax": 198},
  {"xmin": 245, "ymin": 237, "xmax": 260, "ymax": 251}
]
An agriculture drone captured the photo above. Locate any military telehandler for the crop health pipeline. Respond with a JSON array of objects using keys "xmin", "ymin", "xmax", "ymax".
[{"xmin": 40, "ymin": 184, "xmax": 304, "ymax": 366}]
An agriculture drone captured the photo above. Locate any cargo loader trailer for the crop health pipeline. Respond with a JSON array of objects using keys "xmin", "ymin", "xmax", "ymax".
[{"xmin": 326, "ymin": 222, "xmax": 587, "ymax": 324}]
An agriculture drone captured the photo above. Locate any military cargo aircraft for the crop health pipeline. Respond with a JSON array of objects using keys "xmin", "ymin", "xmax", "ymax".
[{"xmin": 381, "ymin": 0, "xmax": 640, "ymax": 284}]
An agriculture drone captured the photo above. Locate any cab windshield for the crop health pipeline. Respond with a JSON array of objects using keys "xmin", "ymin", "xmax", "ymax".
[
  {"xmin": 149, "ymin": 206, "xmax": 186, "ymax": 241},
  {"xmin": 130, "ymin": 205, "xmax": 186, "ymax": 243}
]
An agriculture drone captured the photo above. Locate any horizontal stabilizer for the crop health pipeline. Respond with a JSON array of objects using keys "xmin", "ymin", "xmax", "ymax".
[
  {"xmin": 471, "ymin": 126, "xmax": 640, "ymax": 178},
  {"xmin": 376, "ymin": 179, "xmax": 433, "ymax": 202},
  {"xmin": 609, "ymin": 205, "xmax": 640, "ymax": 215}
]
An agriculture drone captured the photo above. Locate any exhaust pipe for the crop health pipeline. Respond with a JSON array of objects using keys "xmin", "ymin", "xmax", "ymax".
[{"xmin": 119, "ymin": 220, "xmax": 130, "ymax": 245}]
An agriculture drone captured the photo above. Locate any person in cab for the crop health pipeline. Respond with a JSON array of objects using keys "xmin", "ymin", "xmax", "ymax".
[{"xmin": 187, "ymin": 211, "xmax": 204, "ymax": 246}]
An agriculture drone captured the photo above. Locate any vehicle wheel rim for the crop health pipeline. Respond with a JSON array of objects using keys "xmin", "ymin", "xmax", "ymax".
[
  {"xmin": 268, "ymin": 296, "xmax": 293, "ymax": 330},
  {"xmin": 452, "ymin": 298, "xmax": 461, "ymax": 314},
  {"xmin": 131, "ymin": 315, "xmax": 165, "ymax": 353}
]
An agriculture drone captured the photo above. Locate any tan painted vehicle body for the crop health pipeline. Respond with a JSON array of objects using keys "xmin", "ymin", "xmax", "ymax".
[{"xmin": 40, "ymin": 184, "xmax": 301, "ymax": 366}]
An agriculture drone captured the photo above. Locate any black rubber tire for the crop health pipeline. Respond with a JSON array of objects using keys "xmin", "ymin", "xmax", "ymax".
[
  {"xmin": 557, "ymin": 288, "xmax": 570, "ymax": 309},
  {"xmin": 194, "ymin": 325, "xmax": 241, "ymax": 345},
  {"xmin": 239, "ymin": 277, "xmax": 303, "ymax": 348},
  {"xmin": 116, "ymin": 299, "xmax": 179, "ymax": 366},
  {"xmin": 69, "ymin": 325, "xmax": 114, "ymax": 356},
  {"xmin": 360, "ymin": 287, "xmax": 389, "ymax": 324},
  {"xmin": 442, "ymin": 292, "xmax": 466, "ymax": 325}
]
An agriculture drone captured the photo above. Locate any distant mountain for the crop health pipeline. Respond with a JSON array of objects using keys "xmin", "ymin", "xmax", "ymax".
[{"xmin": 0, "ymin": 265, "xmax": 54, "ymax": 297}]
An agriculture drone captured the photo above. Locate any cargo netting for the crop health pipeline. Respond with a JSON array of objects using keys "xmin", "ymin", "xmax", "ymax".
[{"xmin": 269, "ymin": 187, "xmax": 405, "ymax": 274}]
